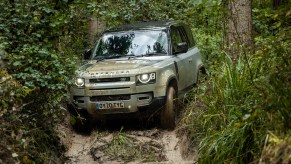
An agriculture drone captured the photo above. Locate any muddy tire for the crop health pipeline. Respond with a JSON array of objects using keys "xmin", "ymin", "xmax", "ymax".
[{"xmin": 160, "ymin": 86, "xmax": 178, "ymax": 130}]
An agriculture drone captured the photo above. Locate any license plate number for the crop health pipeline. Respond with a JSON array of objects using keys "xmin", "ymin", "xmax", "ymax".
[{"xmin": 96, "ymin": 102, "xmax": 125, "ymax": 110}]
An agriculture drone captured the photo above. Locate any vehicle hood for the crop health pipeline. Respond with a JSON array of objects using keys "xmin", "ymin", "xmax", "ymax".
[{"xmin": 78, "ymin": 56, "xmax": 169, "ymax": 73}]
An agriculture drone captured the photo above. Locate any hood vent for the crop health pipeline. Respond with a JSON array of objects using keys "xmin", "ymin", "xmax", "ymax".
[{"xmin": 89, "ymin": 77, "xmax": 130, "ymax": 83}]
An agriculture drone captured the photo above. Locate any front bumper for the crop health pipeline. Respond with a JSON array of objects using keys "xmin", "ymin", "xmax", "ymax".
[
  {"xmin": 68, "ymin": 94, "xmax": 165, "ymax": 118},
  {"xmin": 69, "ymin": 70, "xmax": 168, "ymax": 118}
]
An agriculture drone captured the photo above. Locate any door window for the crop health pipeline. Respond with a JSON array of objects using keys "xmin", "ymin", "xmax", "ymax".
[
  {"xmin": 171, "ymin": 28, "xmax": 182, "ymax": 54},
  {"xmin": 171, "ymin": 27, "xmax": 187, "ymax": 54}
]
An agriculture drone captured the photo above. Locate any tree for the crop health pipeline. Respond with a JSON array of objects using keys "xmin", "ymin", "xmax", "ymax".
[
  {"xmin": 228, "ymin": 0, "xmax": 253, "ymax": 60},
  {"xmin": 87, "ymin": 1, "xmax": 106, "ymax": 46}
]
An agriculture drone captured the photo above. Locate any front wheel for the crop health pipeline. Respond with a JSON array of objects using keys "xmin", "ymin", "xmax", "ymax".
[
  {"xmin": 160, "ymin": 86, "xmax": 178, "ymax": 130},
  {"xmin": 69, "ymin": 114, "xmax": 92, "ymax": 134}
]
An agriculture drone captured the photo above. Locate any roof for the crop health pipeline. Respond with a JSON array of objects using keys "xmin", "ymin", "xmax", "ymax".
[{"xmin": 105, "ymin": 20, "xmax": 182, "ymax": 32}]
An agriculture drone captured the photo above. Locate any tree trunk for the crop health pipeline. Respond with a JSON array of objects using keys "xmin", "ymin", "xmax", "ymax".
[
  {"xmin": 88, "ymin": 16, "xmax": 106, "ymax": 46},
  {"xmin": 228, "ymin": 0, "xmax": 253, "ymax": 60}
]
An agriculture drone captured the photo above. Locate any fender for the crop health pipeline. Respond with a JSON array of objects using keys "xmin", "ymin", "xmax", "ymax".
[{"xmin": 154, "ymin": 65, "xmax": 178, "ymax": 97}]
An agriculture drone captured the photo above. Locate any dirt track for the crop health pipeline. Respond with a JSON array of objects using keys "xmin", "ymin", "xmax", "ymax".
[{"xmin": 57, "ymin": 118, "xmax": 198, "ymax": 164}]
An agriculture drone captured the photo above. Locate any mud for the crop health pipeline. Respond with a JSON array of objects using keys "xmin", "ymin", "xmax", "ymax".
[{"xmin": 57, "ymin": 118, "xmax": 198, "ymax": 164}]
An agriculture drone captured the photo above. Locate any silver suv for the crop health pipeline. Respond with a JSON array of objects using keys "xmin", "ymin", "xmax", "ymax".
[{"xmin": 67, "ymin": 21, "xmax": 205, "ymax": 130}]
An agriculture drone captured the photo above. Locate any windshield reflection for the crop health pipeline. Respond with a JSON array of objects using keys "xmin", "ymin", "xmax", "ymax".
[{"xmin": 93, "ymin": 30, "xmax": 168, "ymax": 59}]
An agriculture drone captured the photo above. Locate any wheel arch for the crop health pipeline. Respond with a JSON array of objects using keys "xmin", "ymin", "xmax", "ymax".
[
  {"xmin": 194, "ymin": 64, "xmax": 207, "ymax": 83},
  {"xmin": 199, "ymin": 65, "xmax": 207, "ymax": 75},
  {"xmin": 166, "ymin": 76, "xmax": 178, "ymax": 94}
]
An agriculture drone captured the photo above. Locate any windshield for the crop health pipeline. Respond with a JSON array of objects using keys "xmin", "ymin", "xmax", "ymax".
[{"xmin": 93, "ymin": 30, "xmax": 168, "ymax": 59}]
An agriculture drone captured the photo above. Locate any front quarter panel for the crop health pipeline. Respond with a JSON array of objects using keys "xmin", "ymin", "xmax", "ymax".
[{"xmin": 151, "ymin": 57, "xmax": 178, "ymax": 97}]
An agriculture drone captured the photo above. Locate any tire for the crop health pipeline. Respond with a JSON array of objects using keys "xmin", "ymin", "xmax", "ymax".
[
  {"xmin": 160, "ymin": 86, "xmax": 178, "ymax": 130},
  {"xmin": 69, "ymin": 114, "xmax": 92, "ymax": 134},
  {"xmin": 67, "ymin": 103, "xmax": 93, "ymax": 133},
  {"xmin": 196, "ymin": 67, "xmax": 208, "ymax": 85}
]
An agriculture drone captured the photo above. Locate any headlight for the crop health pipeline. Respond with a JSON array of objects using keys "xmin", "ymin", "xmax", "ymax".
[
  {"xmin": 75, "ymin": 77, "xmax": 85, "ymax": 87},
  {"xmin": 136, "ymin": 72, "xmax": 156, "ymax": 85}
]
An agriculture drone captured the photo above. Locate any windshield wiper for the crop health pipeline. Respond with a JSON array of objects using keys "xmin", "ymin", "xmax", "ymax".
[
  {"xmin": 94, "ymin": 56, "xmax": 106, "ymax": 62},
  {"xmin": 105, "ymin": 55, "xmax": 124, "ymax": 59},
  {"xmin": 95, "ymin": 54, "xmax": 134, "ymax": 62}
]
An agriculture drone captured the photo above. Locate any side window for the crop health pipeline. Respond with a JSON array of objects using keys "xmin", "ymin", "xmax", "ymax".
[
  {"xmin": 178, "ymin": 27, "xmax": 189, "ymax": 46},
  {"xmin": 171, "ymin": 27, "xmax": 185, "ymax": 54},
  {"xmin": 184, "ymin": 26, "xmax": 195, "ymax": 47}
]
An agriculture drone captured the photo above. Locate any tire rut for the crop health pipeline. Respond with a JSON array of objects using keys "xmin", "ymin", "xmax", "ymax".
[{"xmin": 57, "ymin": 119, "xmax": 197, "ymax": 164}]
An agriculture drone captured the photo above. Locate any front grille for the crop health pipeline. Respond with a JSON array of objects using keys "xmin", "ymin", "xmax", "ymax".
[
  {"xmin": 90, "ymin": 94, "xmax": 131, "ymax": 101},
  {"xmin": 89, "ymin": 77, "xmax": 130, "ymax": 83},
  {"xmin": 89, "ymin": 87, "xmax": 130, "ymax": 91}
]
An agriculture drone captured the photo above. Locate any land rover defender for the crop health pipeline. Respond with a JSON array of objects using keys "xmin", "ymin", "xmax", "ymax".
[{"xmin": 67, "ymin": 21, "xmax": 204, "ymax": 130}]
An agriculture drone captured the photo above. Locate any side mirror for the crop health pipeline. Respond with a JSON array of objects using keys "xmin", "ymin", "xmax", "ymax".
[
  {"xmin": 176, "ymin": 42, "xmax": 188, "ymax": 54},
  {"xmin": 83, "ymin": 49, "xmax": 92, "ymax": 60}
]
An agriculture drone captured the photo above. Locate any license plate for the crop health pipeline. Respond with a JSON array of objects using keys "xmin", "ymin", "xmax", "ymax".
[{"xmin": 96, "ymin": 101, "xmax": 125, "ymax": 110}]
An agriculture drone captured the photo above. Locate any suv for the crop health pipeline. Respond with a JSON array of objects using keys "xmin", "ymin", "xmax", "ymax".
[{"xmin": 68, "ymin": 21, "xmax": 205, "ymax": 130}]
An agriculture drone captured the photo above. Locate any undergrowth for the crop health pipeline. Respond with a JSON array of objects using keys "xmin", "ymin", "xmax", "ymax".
[
  {"xmin": 182, "ymin": 18, "xmax": 290, "ymax": 163},
  {"xmin": 0, "ymin": 70, "xmax": 67, "ymax": 163}
]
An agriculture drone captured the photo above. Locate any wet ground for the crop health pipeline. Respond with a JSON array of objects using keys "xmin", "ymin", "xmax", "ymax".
[{"xmin": 57, "ymin": 117, "xmax": 198, "ymax": 164}]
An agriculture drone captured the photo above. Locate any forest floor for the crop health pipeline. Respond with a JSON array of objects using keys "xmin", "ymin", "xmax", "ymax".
[{"xmin": 57, "ymin": 116, "xmax": 198, "ymax": 164}]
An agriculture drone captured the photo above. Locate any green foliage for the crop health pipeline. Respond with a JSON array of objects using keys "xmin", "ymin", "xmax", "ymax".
[
  {"xmin": 0, "ymin": 70, "xmax": 31, "ymax": 114},
  {"xmin": 253, "ymin": 34, "xmax": 291, "ymax": 130},
  {"xmin": 181, "ymin": 1, "xmax": 290, "ymax": 163},
  {"xmin": 261, "ymin": 132, "xmax": 291, "ymax": 163},
  {"xmin": 253, "ymin": 0, "xmax": 290, "ymax": 36},
  {"xmin": 196, "ymin": 56, "xmax": 263, "ymax": 163},
  {"xmin": 0, "ymin": 70, "xmax": 65, "ymax": 163},
  {"xmin": 91, "ymin": 0, "xmax": 224, "ymax": 30},
  {"xmin": 8, "ymin": 45, "xmax": 75, "ymax": 90},
  {"xmin": 192, "ymin": 27, "xmax": 224, "ymax": 69},
  {"xmin": 184, "ymin": 41, "xmax": 290, "ymax": 162},
  {"xmin": 0, "ymin": 0, "xmax": 91, "ymax": 162},
  {"xmin": 199, "ymin": 123, "xmax": 255, "ymax": 163}
]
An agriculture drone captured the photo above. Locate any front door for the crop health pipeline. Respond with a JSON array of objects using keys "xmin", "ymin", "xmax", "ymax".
[{"xmin": 170, "ymin": 26, "xmax": 195, "ymax": 91}]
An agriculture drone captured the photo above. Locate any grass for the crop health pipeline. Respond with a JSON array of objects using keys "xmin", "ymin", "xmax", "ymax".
[{"xmin": 181, "ymin": 43, "xmax": 290, "ymax": 162}]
